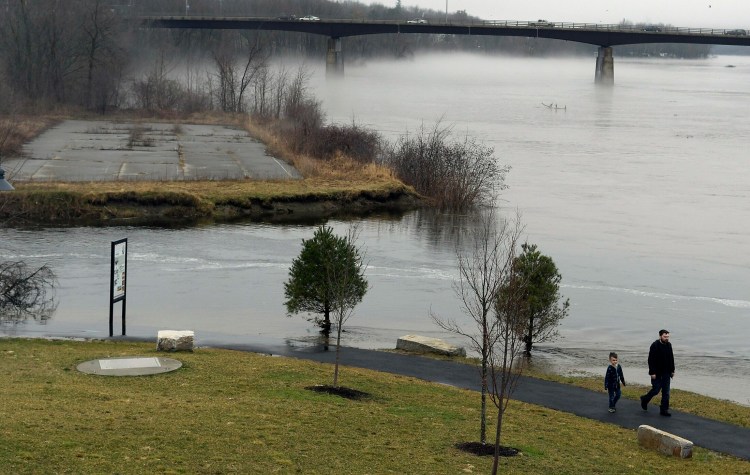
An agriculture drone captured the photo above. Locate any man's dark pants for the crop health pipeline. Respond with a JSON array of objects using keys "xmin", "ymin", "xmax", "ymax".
[{"xmin": 643, "ymin": 373, "xmax": 671, "ymax": 411}]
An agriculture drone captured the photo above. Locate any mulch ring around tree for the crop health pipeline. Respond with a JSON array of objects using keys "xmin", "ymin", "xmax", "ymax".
[
  {"xmin": 455, "ymin": 442, "xmax": 520, "ymax": 457},
  {"xmin": 305, "ymin": 384, "xmax": 371, "ymax": 400}
]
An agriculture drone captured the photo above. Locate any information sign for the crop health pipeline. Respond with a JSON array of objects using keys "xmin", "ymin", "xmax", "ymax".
[{"xmin": 109, "ymin": 238, "xmax": 128, "ymax": 337}]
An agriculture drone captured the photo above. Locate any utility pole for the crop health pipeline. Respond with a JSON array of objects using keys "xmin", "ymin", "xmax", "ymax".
[{"xmin": 445, "ymin": 0, "xmax": 448, "ymax": 23}]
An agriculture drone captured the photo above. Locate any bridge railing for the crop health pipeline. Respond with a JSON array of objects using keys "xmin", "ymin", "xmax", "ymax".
[
  {"xmin": 475, "ymin": 20, "xmax": 740, "ymax": 36},
  {"xmin": 136, "ymin": 16, "xmax": 747, "ymax": 37}
]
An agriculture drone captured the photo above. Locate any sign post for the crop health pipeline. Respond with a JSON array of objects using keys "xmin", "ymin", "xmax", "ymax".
[{"xmin": 109, "ymin": 238, "xmax": 128, "ymax": 337}]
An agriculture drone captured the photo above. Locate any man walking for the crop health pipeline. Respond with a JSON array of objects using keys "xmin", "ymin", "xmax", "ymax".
[{"xmin": 640, "ymin": 329, "xmax": 675, "ymax": 416}]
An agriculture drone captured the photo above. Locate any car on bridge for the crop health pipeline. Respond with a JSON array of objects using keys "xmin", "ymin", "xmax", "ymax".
[
  {"xmin": 299, "ymin": 15, "xmax": 320, "ymax": 21},
  {"xmin": 277, "ymin": 15, "xmax": 297, "ymax": 20},
  {"xmin": 641, "ymin": 25, "xmax": 663, "ymax": 32},
  {"xmin": 529, "ymin": 19, "xmax": 554, "ymax": 27},
  {"xmin": 725, "ymin": 29, "xmax": 747, "ymax": 36},
  {"xmin": 407, "ymin": 18, "xmax": 427, "ymax": 24}
]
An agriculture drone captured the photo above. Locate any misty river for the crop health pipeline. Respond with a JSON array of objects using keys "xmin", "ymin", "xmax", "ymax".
[{"xmin": 2, "ymin": 52, "xmax": 749, "ymax": 405}]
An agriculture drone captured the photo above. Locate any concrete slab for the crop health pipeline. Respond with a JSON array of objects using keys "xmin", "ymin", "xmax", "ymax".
[
  {"xmin": 76, "ymin": 356, "xmax": 182, "ymax": 376},
  {"xmin": 4, "ymin": 120, "xmax": 302, "ymax": 182}
]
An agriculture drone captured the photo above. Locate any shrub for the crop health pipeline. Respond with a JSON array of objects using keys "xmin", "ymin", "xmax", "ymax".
[
  {"xmin": 304, "ymin": 123, "xmax": 382, "ymax": 163},
  {"xmin": 382, "ymin": 122, "xmax": 509, "ymax": 211}
]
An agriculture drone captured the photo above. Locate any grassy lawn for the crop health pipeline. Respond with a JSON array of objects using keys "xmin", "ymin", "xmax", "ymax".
[{"xmin": 0, "ymin": 338, "xmax": 746, "ymax": 474}]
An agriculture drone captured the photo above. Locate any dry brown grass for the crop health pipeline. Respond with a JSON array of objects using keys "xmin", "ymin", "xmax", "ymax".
[
  {"xmin": 243, "ymin": 117, "xmax": 394, "ymax": 183},
  {"xmin": 0, "ymin": 116, "xmax": 58, "ymax": 158},
  {"xmin": 12, "ymin": 173, "xmax": 406, "ymax": 199}
]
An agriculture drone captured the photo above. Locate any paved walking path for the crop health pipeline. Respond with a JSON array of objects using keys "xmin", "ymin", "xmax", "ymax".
[{"xmin": 207, "ymin": 340, "xmax": 750, "ymax": 461}]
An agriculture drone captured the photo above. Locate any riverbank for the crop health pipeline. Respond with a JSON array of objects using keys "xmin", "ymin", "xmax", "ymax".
[{"xmin": 0, "ymin": 178, "xmax": 422, "ymax": 226}]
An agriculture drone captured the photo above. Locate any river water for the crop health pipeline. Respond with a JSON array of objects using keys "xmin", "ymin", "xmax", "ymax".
[{"xmin": 2, "ymin": 53, "xmax": 749, "ymax": 405}]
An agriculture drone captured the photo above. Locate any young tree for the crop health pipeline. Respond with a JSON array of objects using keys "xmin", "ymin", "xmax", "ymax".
[
  {"xmin": 432, "ymin": 209, "xmax": 523, "ymax": 446},
  {"xmin": 512, "ymin": 243, "xmax": 570, "ymax": 356},
  {"xmin": 327, "ymin": 225, "xmax": 368, "ymax": 387},
  {"xmin": 284, "ymin": 225, "xmax": 368, "ymax": 337},
  {"xmin": 488, "ymin": 260, "xmax": 530, "ymax": 474}
]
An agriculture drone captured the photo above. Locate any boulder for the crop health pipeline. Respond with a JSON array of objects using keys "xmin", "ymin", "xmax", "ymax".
[
  {"xmin": 157, "ymin": 330, "xmax": 195, "ymax": 352},
  {"xmin": 396, "ymin": 334, "xmax": 466, "ymax": 357},
  {"xmin": 637, "ymin": 424, "xmax": 693, "ymax": 458}
]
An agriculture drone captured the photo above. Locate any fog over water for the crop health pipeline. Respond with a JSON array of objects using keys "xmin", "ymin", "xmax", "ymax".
[{"xmin": 2, "ymin": 52, "xmax": 749, "ymax": 405}]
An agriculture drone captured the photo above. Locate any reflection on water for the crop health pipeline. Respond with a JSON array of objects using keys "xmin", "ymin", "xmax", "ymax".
[{"xmin": 0, "ymin": 260, "xmax": 57, "ymax": 328}]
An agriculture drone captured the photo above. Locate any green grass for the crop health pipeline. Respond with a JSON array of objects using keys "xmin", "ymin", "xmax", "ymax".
[{"xmin": 0, "ymin": 338, "xmax": 747, "ymax": 474}]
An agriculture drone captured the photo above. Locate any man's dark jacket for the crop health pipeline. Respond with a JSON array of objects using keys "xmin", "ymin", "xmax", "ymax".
[{"xmin": 647, "ymin": 339, "xmax": 675, "ymax": 376}]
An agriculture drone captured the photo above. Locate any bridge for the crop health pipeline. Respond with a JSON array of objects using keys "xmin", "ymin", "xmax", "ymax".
[{"xmin": 139, "ymin": 17, "xmax": 750, "ymax": 85}]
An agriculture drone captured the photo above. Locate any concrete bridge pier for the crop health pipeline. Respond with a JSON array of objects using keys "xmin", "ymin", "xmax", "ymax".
[
  {"xmin": 595, "ymin": 46, "xmax": 614, "ymax": 85},
  {"xmin": 326, "ymin": 37, "xmax": 344, "ymax": 76}
]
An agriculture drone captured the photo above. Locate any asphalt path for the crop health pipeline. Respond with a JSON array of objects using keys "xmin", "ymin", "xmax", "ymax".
[{"xmin": 200, "ymin": 340, "xmax": 750, "ymax": 461}]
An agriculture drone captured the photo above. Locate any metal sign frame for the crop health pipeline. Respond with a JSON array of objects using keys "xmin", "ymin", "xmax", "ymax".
[{"xmin": 109, "ymin": 238, "xmax": 128, "ymax": 337}]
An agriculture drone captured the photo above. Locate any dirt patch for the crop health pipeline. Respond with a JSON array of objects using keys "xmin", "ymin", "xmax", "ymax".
[
  {"xmin": 454, "ymin": 441, "xmax": 520, "ymax": 457},
  {"xmin": 305, "ymin": 385, "xmax": 371, "ymax": 400}
]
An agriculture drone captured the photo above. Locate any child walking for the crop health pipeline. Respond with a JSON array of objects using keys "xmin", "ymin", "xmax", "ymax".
[{"xmin": 605, "ymin": 352, "xmax": 626, "ymax": 413}]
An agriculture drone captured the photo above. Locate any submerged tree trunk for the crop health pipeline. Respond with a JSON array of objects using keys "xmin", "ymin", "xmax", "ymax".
[{"xmin": 524, "ymin": 314, "xmax": 534, "ymax": 356}]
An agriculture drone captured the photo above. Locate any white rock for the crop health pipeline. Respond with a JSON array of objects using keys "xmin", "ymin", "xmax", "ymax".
[
  {"xmin": 396, "ymin": 334, "xmax": 466, "ymax": 357},
  {"xmin": 637, "ymin": 425, "xmax": 693, "ymax": 458},
  {"xmin": 157, "ymin": 330, "xmax": 195, "ymax": 352}
]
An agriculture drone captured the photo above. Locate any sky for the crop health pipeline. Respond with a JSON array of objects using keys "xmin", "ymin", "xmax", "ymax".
[{"xmin": 370, "ymin": 0, "xmax": 749, "ymax": 29}]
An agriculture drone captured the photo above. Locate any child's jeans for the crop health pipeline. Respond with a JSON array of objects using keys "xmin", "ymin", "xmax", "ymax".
[{"xmin": 608, "ymin": 387, "xmax": 621, "ymax": 408}]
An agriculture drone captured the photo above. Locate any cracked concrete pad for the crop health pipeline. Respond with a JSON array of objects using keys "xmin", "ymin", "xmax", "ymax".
[{"xmin": 4, "ymin": 120, "xmax": 301, "ymax": 182}]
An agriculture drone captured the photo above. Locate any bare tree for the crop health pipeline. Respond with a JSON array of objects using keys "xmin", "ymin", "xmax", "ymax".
[
  {"xmin": 280, "ymin": 66, "xmax": 325, "ymax": 153},
  {"xmin": 270, "ymin": 67, "xmax": 290, "ymax": 120},
  {"xmin": 432, "ymin": 209, "xmax": 524, "ymax": 450},
  {"xmin": 328, "ymin": 224, "xmax": 368, "ymax": 387},
  {"xmin": 131, "ymin": 52, "xmax": 183, "ymax": 111},
  {"xmin": 212, "ymin": 36, "xmax": 268, "ymax": 113},
  {"xmin": 488, "ymin": 236, "xmax": 533, "ymax": 474},
  {"xmin": 81, "ymin": 0, "xmax": 127, "ymax": 112}
]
